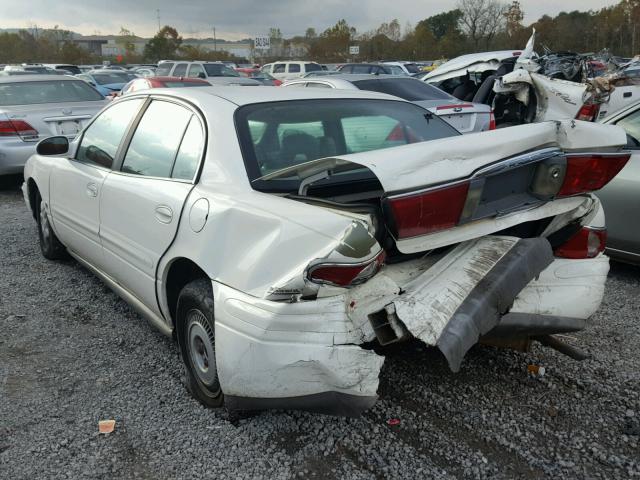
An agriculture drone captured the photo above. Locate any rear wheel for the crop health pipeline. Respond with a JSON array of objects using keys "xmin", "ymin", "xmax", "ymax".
[
  {"xmin": 35, "ymin": 192, "xmax": 67, "ymax": 260},
  {"xmin": 176, "ymin": 278, "xmax": 224, "ymax": 408}
]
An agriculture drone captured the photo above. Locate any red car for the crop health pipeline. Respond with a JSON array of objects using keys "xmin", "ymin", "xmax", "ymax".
[
  {"xmin": 235, "ymin": 68, "xmax": 282, "ymax": 86},
  {"xmin": 118, "ymin": 76, "xmax": 211, "ymax": 97}
]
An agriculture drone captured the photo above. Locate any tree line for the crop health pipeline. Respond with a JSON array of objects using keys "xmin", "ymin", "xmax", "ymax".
[{"xmin": 0, "ymin": 0, "xmax": 638, "ymax": 66}]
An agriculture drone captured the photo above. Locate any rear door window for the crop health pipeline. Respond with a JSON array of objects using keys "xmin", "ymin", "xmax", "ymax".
[
  {"xmin": 171, "ymin": 117, "xmax": 205, "ymax": 180},
  {"xmin": 304, "ymin": 63, "xmax": 322, "ymax": 72},
  {"xmin": 173, "ymin": 63, "xmax": 188, "ymax": 76},
  {"xmin": 121, "ymin": 100, "xmax": 193, "ymax": 178},
  {"xmin": 76, "ymin": 98, "xmax": 144, "ymax": 169},
  {"xmin": 187, "ymin": 64, "xmax": 205, "ymax": 78}
]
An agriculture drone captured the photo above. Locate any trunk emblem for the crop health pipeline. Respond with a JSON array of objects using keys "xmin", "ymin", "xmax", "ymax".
[
  {"xmin": 62, "ymin": 109, "xmax": 72, "ymax": 115},
  {"xmin": 453, "ymin": 107, "xmax": 463, "ymax": 113}
]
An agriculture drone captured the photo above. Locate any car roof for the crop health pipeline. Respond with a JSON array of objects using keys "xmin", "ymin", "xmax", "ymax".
[
  {"xmin": 0, "ymin": 74, "xmax": 81, "ymax": 83},
  {"xmin": 147, "ymin": 76, "xmax": 209, "ymax": 83},
  {"xmin": 426, "ymin": 50, "xmax": 521, "ymax": 80},
  {"xmin": 299, "ymin": 74, "xmax": 414, "ymax": 82},
  {"xmin": 136, "ymin": 85, "xmax": 402, "ymax": 107}
]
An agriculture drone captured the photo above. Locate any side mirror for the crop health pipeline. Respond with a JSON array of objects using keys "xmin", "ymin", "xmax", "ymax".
[
  {"xmin": 36, "ymin": 136, "xmax": 69, "ymax": 156},
  {"xmin": 197, "ymin": 72, "xmax": 206, "ymax": 79}
]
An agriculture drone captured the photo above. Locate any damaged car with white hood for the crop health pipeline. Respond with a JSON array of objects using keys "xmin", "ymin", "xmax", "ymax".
[{"xmin": 22, "ymin": 87, "xmax": 629, "ymax": 415}]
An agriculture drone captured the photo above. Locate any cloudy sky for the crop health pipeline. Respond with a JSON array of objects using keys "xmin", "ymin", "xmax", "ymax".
[{"xmin": 0, "ymin": 0, "xmax": 621, "ymax": 40}]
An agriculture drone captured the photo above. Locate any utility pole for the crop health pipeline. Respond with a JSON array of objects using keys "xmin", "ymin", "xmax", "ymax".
[
  {"xmin": 157, "ymin": 9, "xmax": 161, "ymax": 32},
  {"xmin": 213, "ymin": 27, "xmax": 217, "ymax": 52}
]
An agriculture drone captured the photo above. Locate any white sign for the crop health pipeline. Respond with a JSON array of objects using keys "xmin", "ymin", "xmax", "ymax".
[
  {"xmin": 349, "ymin": 45, "xmax": 360, "ymax": 55},
  {"xmin": 254, "ymin": 36, "xmax": 271, "ymax": 50}
]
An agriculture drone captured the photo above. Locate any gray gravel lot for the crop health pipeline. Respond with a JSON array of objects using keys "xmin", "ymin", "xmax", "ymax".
[{"xmin": 1, "ymin": 177, "xmax": 639, "ymax": 479}]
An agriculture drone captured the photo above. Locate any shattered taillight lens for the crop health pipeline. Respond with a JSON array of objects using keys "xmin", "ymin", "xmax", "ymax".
[
  {"xmin": 557, "ymin": 154, "xmax": 630, "ymax": 197},
  {"xmin": 307, "ymin": 251, "xmax": 385, "ymax": 287},
  {"xmin": 385, "ymin": 182, "xmax": 470, "ymax": 239},
  {"xmin": 575, "ymin": 103, "xmax": 600, "ymax": 122},
  {"xmin": 554, "ymin": 227, "xmax": 606, "ymax": 259}
]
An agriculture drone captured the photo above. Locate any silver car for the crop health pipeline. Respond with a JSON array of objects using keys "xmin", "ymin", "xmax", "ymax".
[
  {"xmin": 0, "ymin": 75, "xmax": 106, "ymax": 175},
  {"xmin": 282, "ymin": 75, "xmax": 494, "ymax": 134},
  {"xmin": 597, "ymin": 100, "xmax": 640, "ymax": 264}
]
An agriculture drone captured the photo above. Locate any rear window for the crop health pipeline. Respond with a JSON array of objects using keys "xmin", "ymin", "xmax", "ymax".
[
  {"xmin": 203, "ymin": 64, "xmax": 239, "ymax": 77},
  {"xmin": 57, "ymin": 65, "xmax": 81, "ymax": 75},
  {"xmin": 352, "ymin": 78, "xmax": 451, "ymax": 101},
  {"xmin": 236, "ymin": 99, "xmax": 459, "ymax": 192},
  {"xmin": 305, "ymin": 63, "xmax": 322, "ymax": 72},
  {"xmin": 403, "ymin": 63, "xmax": 421, "ymax": 74},
  {"xmin": 162, "ymin": 81, "xmax": 209, "ymax": 88},
  {"xmin": 0, "ymin": 80, "xmax": 104, "ymax": 105},
  {"xmin": 92, "ymin": 72, "xmax": 137, "ymax": 85},
  {"xmin": 156, "ymin": 63, "xmax": 173, "ymax": 76}
]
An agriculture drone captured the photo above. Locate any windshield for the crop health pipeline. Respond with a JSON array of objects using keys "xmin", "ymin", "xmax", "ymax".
[
  {"xmin": 236, "ymin": 99, "xmax": 459, "ymax": 192},
  {"xmin": 0, "ymin": 80, "xmax": 104, "ymax": 105},
  {"xmin": 352, "ymin": 78, "xmax": 451, "ymax": 101},
  {"xmin": 92, "ymin": 72, "xmax": 137, "ymax": 85},
  {"xmin": 203, "ymin": 64, "xmax": 240, "ymax": 77}
]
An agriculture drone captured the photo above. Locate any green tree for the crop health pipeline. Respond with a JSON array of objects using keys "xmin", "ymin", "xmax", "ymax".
[
  {"xmin": 422, "ymin": 9, "xmax": 463, "ymax": 40},
  {"xmin": 143, "ymin": 25, "xmax": 182, "ymax": 61}
]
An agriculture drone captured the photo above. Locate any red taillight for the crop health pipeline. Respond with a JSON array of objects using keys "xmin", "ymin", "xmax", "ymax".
[
  {"xmin": 575, "ymin": 103, "xmax": 600, "ymax": 122},
  {"xmin": 554, "ymin": 227, "xmax": 606, "ymax": 259},
  {"xmin": 386, "ymin": 182, "xmax": 470, "ymax": 239},
  {"xmin": 489, "ymin": 111, "xmax": 496, "ymax": 130},
  {"xmin": 558, "ymin": 154, "xmax": 630, "ymax": 197},
  {"xmin": 307, "ymin": 251, "xmax": 386, "ymax": 287},
  {"xmin": 274, "ymin": 79, "xmax": 283, "ymax": 86},
  {"xmin": 0, "ymin": 119, "xmax": 38, "ymax": 137}
]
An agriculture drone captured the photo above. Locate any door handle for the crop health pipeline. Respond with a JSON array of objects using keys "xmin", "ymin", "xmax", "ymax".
[
  {"xmin": 86, "ymin": 183, "xmax": 98, "ymax": 197},
  {"xmin": 154, "ymin": 205, "xmax": 173, "ymax": 224}
]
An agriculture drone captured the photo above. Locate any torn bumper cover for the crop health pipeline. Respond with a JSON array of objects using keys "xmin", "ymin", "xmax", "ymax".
[{"xmin": 435, "ymin": 238, "xmax": 552, "ymax": 371}]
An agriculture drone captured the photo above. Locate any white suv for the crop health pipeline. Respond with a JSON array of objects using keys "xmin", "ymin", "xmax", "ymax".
[
  {"xmin": 156, "ymin": 61, "xmax": 260, "ymax": 86},
  {"xmin": 261, "ymin": 61, "xmax": 323, "ymax": 81}
]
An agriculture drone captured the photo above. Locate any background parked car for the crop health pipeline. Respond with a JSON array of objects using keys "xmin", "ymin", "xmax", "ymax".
[
  {"xmin": 282, "ymin": 75, "xmax": 495, "ymax": 133},
  {"xmin": 380, "ymin": 61, "xmax": 420, "ymax": 74},
  {"xmin": 157, "ymin": 61, "xmax": 260, "ymax": 86},
  {"xmin": 0, "ymin": 74, "xmax": 105, "ymax": 175},
  {"xmin": 42, "ymin": 64, "xmax": 82, "ymax": 75},
  {"xmin": 596, "ymin": 100, "xmax": 640, "ymax": 264},
  {"xmin": 119, "ymin": 76, "xmax": 210, "ymax": 95},
  {"xmin": 337, "ymin": 63, "xmax": 406, "ymax": 75},
  {"xmin": 76, "ymin": 70, "xmax": 139, "ymax": 97},
  {"xmin": 235, "ymin": 68, "xmax": 282, "ymax": 86},
  {"xmin": 260, "ymin": 61, "xmax": 323, "ymax": 81}
]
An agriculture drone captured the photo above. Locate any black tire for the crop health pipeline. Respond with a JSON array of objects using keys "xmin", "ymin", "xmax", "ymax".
[
  {"xmin": 176, "ymin": 278, "xmax": 224, "ymax": 408},
  {"xmin": 35, "ymin": 191, "xmax": 67, "ymax": 260}
]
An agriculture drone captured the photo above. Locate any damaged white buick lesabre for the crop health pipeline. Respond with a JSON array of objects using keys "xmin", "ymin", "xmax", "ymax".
[{"xmin": 22, "ymin": 87, "xmax": 629, "ymax": 416}]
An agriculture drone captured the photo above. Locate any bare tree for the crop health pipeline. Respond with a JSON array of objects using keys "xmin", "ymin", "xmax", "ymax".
[{"xmin": 457, "ymin": 0, "xmax": 507, "ymax": 50}]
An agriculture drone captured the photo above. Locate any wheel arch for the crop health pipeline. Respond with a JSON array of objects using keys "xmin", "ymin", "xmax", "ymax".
[
  {"xmin": 26, "ymin": 177, "xmax": 40, "ymax": 219},
  {"xmin": 164, "ymin": 257, "xmax": 211, "ymax": 327}
]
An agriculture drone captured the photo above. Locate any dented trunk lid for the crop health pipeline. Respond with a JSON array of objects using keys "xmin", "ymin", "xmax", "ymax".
[{"xmin": 262, "ymin": 120, "xmax": 626, "ymax": 254}]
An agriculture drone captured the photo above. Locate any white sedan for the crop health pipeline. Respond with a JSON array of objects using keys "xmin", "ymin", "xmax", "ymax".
[{"xmin": 23, "ymin": 87, "xmax": 629, "ymax": 415}]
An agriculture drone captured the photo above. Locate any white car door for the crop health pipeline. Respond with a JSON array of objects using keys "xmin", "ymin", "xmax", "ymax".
[
  {"xmin": 49, "ymin": 98, "xmax": 145, "ymax": 269},
  {"xmin": 98, "ymin": 98, "xmax": 205, "ymax": 314}
]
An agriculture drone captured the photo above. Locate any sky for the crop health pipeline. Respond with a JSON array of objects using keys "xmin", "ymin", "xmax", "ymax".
[{"xmin": 0, "ymin": 0, "xmax": 622, "ymax": 40}]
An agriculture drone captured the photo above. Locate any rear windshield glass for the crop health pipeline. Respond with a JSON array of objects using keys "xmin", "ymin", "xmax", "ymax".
[
  {"xmin": 0, "ymin": 80, "xmax": 104, "ymax": 105},
  {"xmin": 305, "ymin": 63, "xmax": 323, "ymax": 72},
  {"xmin": 236, "ymin": 99, "xmax": 459, "ymax": 192},
  {"xmin": 92, "ymin": 72, "xmax": 137, "ymax": 85},
  {"xmin": 352, "ymin": 78, "xmax": 451, "ymax": 101},
  {"xmin": 403, "ymin": 63, "xmax": 421, "ymax": 73},
  {"xmin": 203, "ymin": 64, "xmax": 240, "ymax": 77}
]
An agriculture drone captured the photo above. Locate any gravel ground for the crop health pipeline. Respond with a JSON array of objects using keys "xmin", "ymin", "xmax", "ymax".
[{"xmin": 1, "ymin": 176, "xmax": 639, "ymax": 480}]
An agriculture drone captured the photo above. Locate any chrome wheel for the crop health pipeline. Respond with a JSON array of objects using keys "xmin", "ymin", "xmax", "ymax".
[{"xmin": 186, "ymin": 309, "xmax": 219, "ymax": 390}]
